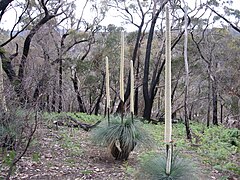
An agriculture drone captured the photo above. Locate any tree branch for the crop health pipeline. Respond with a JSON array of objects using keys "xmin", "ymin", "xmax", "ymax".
[{"xmin": 207, "ymin": 5, "xmax": 240, "ymax": 33}]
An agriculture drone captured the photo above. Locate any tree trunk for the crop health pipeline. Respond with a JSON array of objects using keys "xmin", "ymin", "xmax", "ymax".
[
  {"xmin": 183, "ymin": 3, "xmax": 191, "ymax": 140},
  {"xmin": 94, "ymin": 74, "xmax": 105, "ymax": 115},
  {"xmin": 71, "ymin": 67, "xmax": 86, "ymax": 113},
  {"xmin": 143, "ymin": 2, "xmax": 167, "ymax": 120},
  {"xmin": 143, "ymin": 98, "xmax": 154, "ymax": 121},
  {"xmin": 207, "ymin": 66, "xmax": 211, "ymax": 127},
  {"xmin": 212, "ymin": 78, "xmax": 218, "ymax": 125},
  {"xmin": 52, "ymin": 82, "xmax": 56, "ymax": 112},
  {"xmin": 17, "ymin": 14, "xmax": 56, "ymax": 100},
  {"xmin": 134, "ymin": 55, "xmax": 140, "ymax": 115},
  {"xmin": 58, "ymin": 58, "xmax": 63, "ymax": 113},
  {"xmin": 220, "ymin": 103, "xmax": 223, "ymax": 124}
]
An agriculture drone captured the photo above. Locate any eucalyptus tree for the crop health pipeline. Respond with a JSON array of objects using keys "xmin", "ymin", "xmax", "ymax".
[
  {"xmin": 142, "ymin": 0, "xmax": 169, "ymax": 120},
  {"xmin": 186, "ymin": 0, "xmax": 240, "ymax": 126},
  {"xmin": 213, "ymin": 30, "xmax": 240, "ymax": 121},
  {"xmin": 206, "ymin": 0, "xmax": 240, "ymax": 33},
  {"xmin": 33, "ymin": 0, "xmax": 107, "ymax": 113},
  {"xmin": 0, "ymin": 0, "xmax": 72, "ymax": 105},
  {"xmin": 0, "ymin": 0, "xmax": 107, "ymax": 111},
  {"xmin": 141, "ymin": 0, "xmax": 198, "ymax": 120}
]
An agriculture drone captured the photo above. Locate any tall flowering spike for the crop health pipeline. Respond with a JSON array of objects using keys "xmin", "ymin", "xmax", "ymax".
[
  {"xmin": 166, "ymin": 146, "xmax": 172, "ymax": 174},
  {"xmin": 130, "ymin": 60, "xmax": 134, "ymax": 113},
  {"xmin": 106, "ymin": 56, "xmax": 110, "ymax": 108},
  {"xmin": 120, "ymin": 31, "xmax": 125, "ymax": 102},
  {"xmin": 164, "ymin": 5, "xmax": 172, "ymax": 144}
]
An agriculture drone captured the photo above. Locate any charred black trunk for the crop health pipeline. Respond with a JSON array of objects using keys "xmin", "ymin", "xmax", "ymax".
[
  {"xmin": 71, "ymin": 69, "xmax": 86, "ymax": 113},
  {"xmin": 58, "ymin": 59, "xmax": 63, "ymax": 113},
  {"xmin": 212, "ymin": 79, "xmax": 218, "ymax": 125},
  {"xmin": 94, "ymin": 73, "xmax": 105, "ymax": 115}
]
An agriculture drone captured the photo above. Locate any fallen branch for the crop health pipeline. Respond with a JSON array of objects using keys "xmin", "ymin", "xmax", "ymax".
[{"xmin": 54, "ymin": 115, "xmax": 101, "ymax": 131}]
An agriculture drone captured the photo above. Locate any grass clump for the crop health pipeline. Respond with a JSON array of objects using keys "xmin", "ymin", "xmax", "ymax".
[
  {"xmin": 138, "ymin": 151, "xmax": 197, "ymax": 180},
  {"xmin": 92, "ymin": 116, "xmax": 153, "ymax": 160}
]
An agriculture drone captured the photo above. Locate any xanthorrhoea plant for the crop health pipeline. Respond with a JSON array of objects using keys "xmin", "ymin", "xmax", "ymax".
[
  {"xmin": 138, "ymin": 152, "xmax": 197, "ymax": 180},
  {"xmin": 92, "ymin": 32, "xmax": 153, "ymax": 161},
  {"xmin": 130, "ymin": 60, "xmax": 134, "ymax": 122},
  {"xmin": 105, "ymin": 56, "xmax": 110, "ymax": 125},
  {"xmin": 120, "ymin": 31, "xmax": 125, "ymax": 123},
  {"xmin": 92, "ymin": 116, "xmax": 153, "ymax": 160}
]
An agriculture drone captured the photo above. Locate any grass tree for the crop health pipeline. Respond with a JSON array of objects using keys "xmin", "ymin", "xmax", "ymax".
[
  {"xmin": 139, "ymin": 5, "xmax": 197, "ymax": 179},
  {"xmin": 164, "ymin": 4, "xmax": 172, "ymax": 175},
  {"xmin": 105, "ymin": 56, "xmax": 110, "ymax": 125},
  {"xmin": 120, "ymin": 31, "xmax": 125, "ymax": 123},
  {"xmin": 92, "ymin": 32, "xmax": 152, "ymax": 160}
]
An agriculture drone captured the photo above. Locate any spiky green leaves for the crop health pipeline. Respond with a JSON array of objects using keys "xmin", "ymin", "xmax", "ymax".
[
  {"xmin": 139, "ymin": 152, "xmax": 197, "ymax": 180},
  {"xmin": 92, "ymin": 116, "xmax": 153, "ymax": 160}
]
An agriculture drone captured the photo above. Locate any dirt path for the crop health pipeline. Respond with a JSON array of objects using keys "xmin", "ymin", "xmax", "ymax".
[{"xmin": 0, "ymin": 122, "xmax": 238, "ymax": 180}]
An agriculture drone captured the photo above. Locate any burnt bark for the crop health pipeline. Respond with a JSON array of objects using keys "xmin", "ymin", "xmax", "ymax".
[
  {"xmin": 0, "ymin": 0, "xmax": 13, "ymax": 12},
  {"xmin": 143, "ymin": 2, "xmax": 168, "ymax": 120},
  {"xmin": 52, "ymin": 84, "xmax": 56, "ymax": 112},
  {"xmin": 207, "ymin": 72, "xmax": 211, "ymax": 127},
  {"xmin": 134, "ymin": 56, "xmax": 140, "ymax": 115},
  {"xmin": 94, "ymin": 73, "xmax": 105, "ymax": 115},
  {"xmin": 212, "ymin": 79, "xmax": 218, "ymax": 125},
  {"xmin": 220, "ymin": 103, "xmax": 223, "ymax": 124},
  {"xmin": 0, "ymin": 0, "xmax": 14, "ymax": 21},
  {"xmin": 71, "ymin": 69, "xmax": 86, "ymax": 113},
  {"xmin": 58, "ymin": 58, "xmax": 63, "ymax": 113}
]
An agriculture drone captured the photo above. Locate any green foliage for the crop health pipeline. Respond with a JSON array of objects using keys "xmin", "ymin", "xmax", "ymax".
[
  {"xmin": 81, "ymin": 169, "xmax": 94, "ymax": 175},
  {"xmin": 68, "ymin": 113, "xmax": 102, "ymax": 123},
  {"xmin": 0, "ymin": 108, "xmax": 30, "ymax": 150},
  {"xmin": 143, "ymin": 122, "xmax": 239, "ymax": 176},
  {"xmin": 32, "ymin": 152, "xmax": 41, "ymax": 162},
  {"xmin": 43, "ymin": 112, "xmax": 102, "ymax": 124},
  {"xmin": 198, "ymin": 126, "xmax": 239, "ymax": 159},
  {"xmin": 122, "ymin": 161, "xmax": 135, "ymax": 175},
  {"xmin": 138, "ymin": 151, "xmax": 197, "ymax": 180},
  {"xmin": 3, "ymin": 151, "xmax": 16, "ymax": 166},
  {"xmin": 197, "ymin": 126, "xmax": 240, "ymax": 175},
  {"xmin": 0, "ymin": 47, "xmax": 6, "ymax": 54},
  {"xmin": 92, "ymin": 116, "xmax": 154, "ymax": 154}
]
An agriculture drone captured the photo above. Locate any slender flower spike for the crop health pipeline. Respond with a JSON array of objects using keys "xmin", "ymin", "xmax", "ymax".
[
  {"xmin": 164, "ymin": 4, "xmax": 172, "ymax": 176},
  {"xmin": 130, "ymin": 60, "xmax": 134, "ymax": 114},
  {"xmin": 164, "ymin": 5, "xmax": 172, "ymax": 144},
  {"xmin": 120, "ymin": 31, "xmax": 125, "ymax": 102},
  {"xmin": 106, "ymin": 56, "xmax": 110, "ymax": 108}
]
